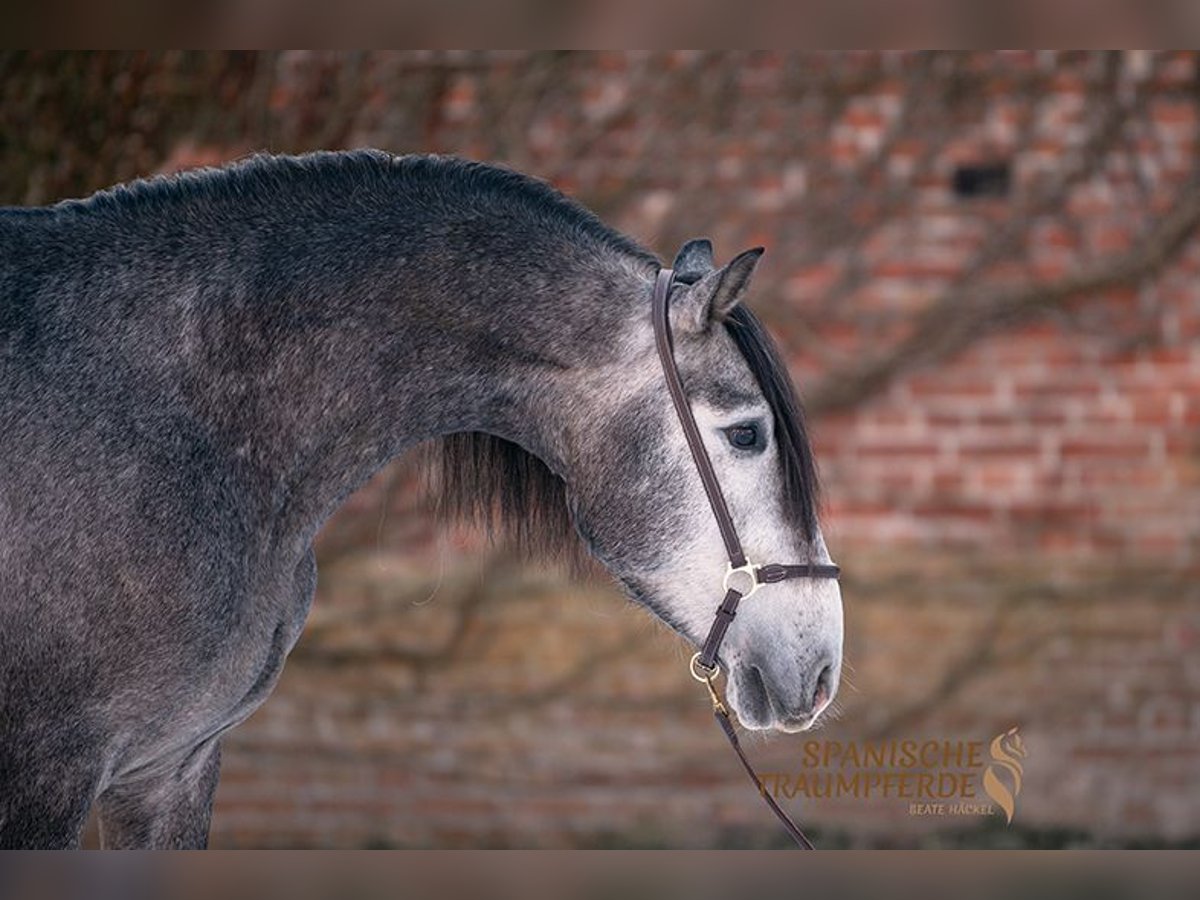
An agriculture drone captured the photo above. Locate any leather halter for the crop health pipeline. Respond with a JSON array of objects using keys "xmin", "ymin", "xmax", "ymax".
[{"xmin": 651, "ymin": 267, "xmax": 841, "ymax": 849}]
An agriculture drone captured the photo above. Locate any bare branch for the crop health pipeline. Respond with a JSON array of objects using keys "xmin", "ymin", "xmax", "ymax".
[{"xmin": 805, "ymin": 182, "xmax": 1200, "ymax": 416}]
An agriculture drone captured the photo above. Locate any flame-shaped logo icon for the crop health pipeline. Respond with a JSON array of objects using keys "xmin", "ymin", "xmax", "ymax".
[{"xmin": 982, "ymin": 726, "xmax": 1026, "ymax": 824}]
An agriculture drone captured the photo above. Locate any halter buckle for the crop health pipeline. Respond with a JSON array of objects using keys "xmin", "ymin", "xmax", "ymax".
[{"xmin": 723, "ymin": 559, "xmax": 761, "ymax": 599}]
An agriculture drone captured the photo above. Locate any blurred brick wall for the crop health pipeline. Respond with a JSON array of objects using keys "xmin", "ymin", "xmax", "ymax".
[{"xmin": 7, "ymin": 51, "xmax": 1198, "ymax": 846}]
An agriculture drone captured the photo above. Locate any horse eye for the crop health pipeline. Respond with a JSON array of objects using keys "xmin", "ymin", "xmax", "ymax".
[{"xmin": 725, "ymin": 423, "xmax": 761, "ymax": 451}]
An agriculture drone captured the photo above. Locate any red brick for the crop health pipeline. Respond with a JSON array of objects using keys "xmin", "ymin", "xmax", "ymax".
[
  {"xmin": 1151, "ymin": 99, "xmax": 1198, "ymax": 126},
  {"xmin": 1060, "ymin": 438, "xmax": 1152, "ymax": 459},
  {"xmin": 957, "ymin": 436, "xmax": 1041, "ymax": 457},
  {"xmin": 855, "ymin": 441, "xmax": 941, "ymax": 459},
  {"xmin": 908, "ymin": 375, "xmax": 1001, "ymax": 399}
]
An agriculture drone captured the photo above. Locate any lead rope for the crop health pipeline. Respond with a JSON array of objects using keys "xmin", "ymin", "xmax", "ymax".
[
  {"xmin": 691, "ymin": 589, "xmax": 816, "ymax": 849},
  {"xmin": 700, "ymin": 651, "xmax": 816, "ymax": 850},
  {"xmin": 653, "ymin": 266, "xmax": 837, "ymax": 850}
]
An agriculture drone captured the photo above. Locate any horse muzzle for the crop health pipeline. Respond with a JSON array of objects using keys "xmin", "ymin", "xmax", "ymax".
[{"xmin": 724, "ymin": 648, "xmax": 839, "ymax": 733}]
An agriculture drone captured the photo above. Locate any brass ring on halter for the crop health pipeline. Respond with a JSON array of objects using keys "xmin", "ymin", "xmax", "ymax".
[{"xmin": 689, "ymin": 652, "xmax": 720, "ymax": 683}]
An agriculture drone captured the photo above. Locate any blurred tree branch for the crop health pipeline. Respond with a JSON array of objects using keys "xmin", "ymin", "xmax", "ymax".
[
  {"xmin": 772, "ymin": 51, "xmax": 1200, "ymax": 416},
  {"xmin": 804, "ymin": 181, "xmax": 1200, "ymax": 415}
]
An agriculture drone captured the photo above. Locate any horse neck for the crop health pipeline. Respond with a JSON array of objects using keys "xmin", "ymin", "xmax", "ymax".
[{"xmin": 153, "ymin": 216, "xmax": 653, "ymax": 554}]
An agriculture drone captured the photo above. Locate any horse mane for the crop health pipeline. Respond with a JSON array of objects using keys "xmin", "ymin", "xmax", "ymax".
[
  {"xmin": 423, "ymin": 304, "xmax": 821, "ymax": 562},
  {"xmin": 422, "ymin": 431, "xmax": 584, "ymax": 565}
]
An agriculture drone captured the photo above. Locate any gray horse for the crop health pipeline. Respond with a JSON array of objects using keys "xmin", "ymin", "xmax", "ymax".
[{"xmin": 0, "ymin": 151, "xmax": 842, "ymax": 848}]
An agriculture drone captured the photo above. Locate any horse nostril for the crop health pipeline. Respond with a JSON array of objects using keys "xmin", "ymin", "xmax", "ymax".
[{"xmin": 813, "ymin": 664, "xmax": 833, "ymax": 709}]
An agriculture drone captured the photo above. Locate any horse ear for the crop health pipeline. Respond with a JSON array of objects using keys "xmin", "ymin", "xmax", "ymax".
[
  {"xmin": 673, "ymin": 246, "xmax": 764, "ymax": 332},
  {"xmin": 672, "ymin": 238, "xmax": 715, "ymax": 284}
]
